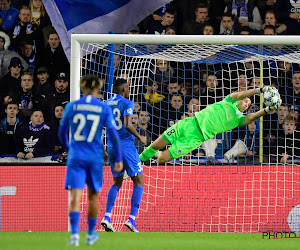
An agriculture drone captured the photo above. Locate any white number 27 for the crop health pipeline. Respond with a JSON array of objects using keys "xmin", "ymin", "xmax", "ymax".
[{"xmin": 73, "ymin": 114, "xmax": 100, "ymax": 142}]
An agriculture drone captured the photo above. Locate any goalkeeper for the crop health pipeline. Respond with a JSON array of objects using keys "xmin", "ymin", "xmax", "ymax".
[{"xmin": 140, "ymin": 87, "xmax": 282, "ymax": 164}]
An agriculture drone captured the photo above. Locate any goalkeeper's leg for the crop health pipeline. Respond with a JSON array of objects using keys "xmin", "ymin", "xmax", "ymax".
[{"xmin": 139, "ymin": 136, "xmax": 169, "ymax": 162}]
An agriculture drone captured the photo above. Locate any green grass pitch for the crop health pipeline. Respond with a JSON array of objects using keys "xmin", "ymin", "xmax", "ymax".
[{"xmin": 0, "ymin": 232, "xmax": 299, "ymax": 250}]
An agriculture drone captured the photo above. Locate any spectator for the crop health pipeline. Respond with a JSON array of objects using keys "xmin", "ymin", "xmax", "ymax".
[
  {"xmin": 255, "ymin": 0, "xmax": 277, "ymax": 19},
  {"xmin": 223, "ymin": 0, "xmax": 263, "ymax": 34},
  {"xmin": 37, "ymin": 28, "xmax": 69, "ymax": 82},
  {"xmin": 182, "ymin": 3, "xmax": 209, "ymax": 35},
  {"xmin": 278, "ymin": 115, "xmax": 300, "ymax": 163},
  {"xmin": 238, "ymin": 60, "xmax": 260, "ymax": 80},
  {"xmin": 15, "ymin": 109, "xmax": 54, "ymax": 159},
  {"xmin": 134, "ymin": 101, "xmax": 141, "ymax": 112},
  {"xmin": 0, "ymin": 90, "xmax": 17, "ymax": 118},
  {"xmin": 52, "ymin": 104, "xmax": 64, "ymax": 153},
  {"xmin": 132, "ymin": 113, "xmax": 139, "ymax": 127},
  {"xmin": 102, "ymin": 54, "xmax": 121, "ymax": 80},
  {"xmin": 192, "ymin": 82, "xmax": 201, "ymax": 98},
  {"xmin": 166, "ymin": 79, "xmax": 180, "ymax": 97},
  {"xmin": 235, "ymin": 72, "xmax": 250, "ymax": 91},
  {"xmin": 209, "ymin": 0, "xmax": 226, "ymax": 34},
  {"xmin": 140, "ymin": 2, "xmax": 174, "ymax": 33},
  {"xmin": 275, "ymin": 0, "xmax": 300, "ymax": 35},
  {"xmin": 152, "ymin": 59, "xmax": 174, "ymax": 91},
  {"xmin": 0, "ymin": 0, "xmax": 19, "ymax": 33},
  {"xmin": 146, "ymin": 7, "xmax": 176, "ymax": 35},
  {"xmin": 240, "ymin": 120, "xmax": 260, "ymax": 163},
  {"xmin": 286, "ymin": 71, "xmax": 300, "ymax": 112},
  {"xmin": 143, "ymin": 76, "xmax": 165, "ymax": 106},
  {"xmin": 0, "ymin": 31, "xmax": 29, "ymax": 78},
  {"xmin": 11, "ymin": 6, "xmax": 37, "ymax": 51},
  {"xmin": 249, "ymin": 77, "xmax": 262, "ymax": 105},
  {"xmin": 262, "ymin": 10, "xmax": 287, "ymax": 35},
  {"xmin": 220, "ymin": 12, "xmax": 235, "ymax": 35},
  {"xmin": 202, "ymin": 23, "xmax": 214, "ymax": 35},
  {"xmin": 10, "ymin": 0, "xmax": 29, "ymax": 10},
  {"xmin": 179, "ymin": 81, "xmax": 192, "ymax": 97},
  {"xmin": 290, "ymin": 106, "xmax": 299, "ymax": 130},
  {"xmin": 200, "ymin": 74, "xmax": 223, "ymax": 106},
  {"xmin": 165, "ymin": 26, "xmax": 176, "ymax": 35},
  {"xmin": 186, "ymin": 98, "xmax": 200, "ymax": 117},
  {"xmin": 263, "ymin": 108, "xmax": 284, "ymax": 163},
  {"xmin": 0, "ymin": 101, "xmax": 21, "ymax": 154},
  {"xmin": 162, "ymin": 94, "xmax": 184, "ymax": 129},
  {"xmin": 29, "ymin": 0, "xmax": 51, "ymax": 47},
  {"xmin": 0, "ymin": 57, "xmax": 24, "ymax": 102},
  {"xmin": 277, "ymin": 103, "xmax": 289, "ymax": 126},
  {"xmin": 127, "ymin": 25, "xmax": 139, "ymax": 34},
  {"xmin": 19, "ymin": 38, "xmax": 36, "ymax": 73},
  {"xmin": 239, "ymin": 26, "xmax": 251, "ymax": 34},
  {"xmin": 278, "ymin": 61, "xmax": 293, "ymax": 91},
  {"xmin": 135, "ymin": 110, "xmax": 151, "ymax": 154},
  {"xmin": 18, "ymin": 72, "xmax": 37, "ymax": 122},
  {"xmin": 35, "ymin": 66, "xmax": 52, "ymax": 105},
  {"xmin": 42, "ymin": 71, "xmax": 70, "ymax": 126},
  {"xmin": 263, "ymin": 24, "xmax": 276, "ymax": 35}
]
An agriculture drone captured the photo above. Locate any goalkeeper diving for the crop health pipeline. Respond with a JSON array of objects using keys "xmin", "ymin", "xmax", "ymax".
[{"xmin": 139, "ymin": 87, "xmax": 282, "ymax": 164}]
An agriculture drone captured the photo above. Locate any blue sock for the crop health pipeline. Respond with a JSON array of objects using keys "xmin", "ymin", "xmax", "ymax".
[
  {"xmin": 105, "ymin": 185, "xmax": 120, "ymax": 213},
  {"xmin": 130, "ymin": 186, "xmax": 143, "ymax": 217},
  {"xmin": 69, "ymin": 211, "xmax": 80, "ymax": 234},
  {"xmin": 87, "ymin": 217, "xmax": 97, "ymax": 235}
]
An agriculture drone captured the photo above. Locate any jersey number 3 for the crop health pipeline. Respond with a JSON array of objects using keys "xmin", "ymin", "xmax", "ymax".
[
  {"xmin": 73, "ymin": 114, "xmax": 100, "ymax": 142},
  {"xmin": 113, "ymin": 108, "xmax": 122, "ymax": 130}
]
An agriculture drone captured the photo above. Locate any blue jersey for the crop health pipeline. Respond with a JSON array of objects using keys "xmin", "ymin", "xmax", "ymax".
[
  {"xmin": 59, "ymin": 95, "xmax": 116, "ymax": 163},
  {"xmin": 106, "ymin": 94, "xmax": 135, "ymax": 148}
]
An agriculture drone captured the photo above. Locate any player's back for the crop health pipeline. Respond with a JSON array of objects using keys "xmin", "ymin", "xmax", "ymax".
[
  {"xmin": 195, "ymin": 95, "xmax": 245, "ymax": 140},
  {"xmin": 61, "ymin": 95, "xmax": 111, "ymax": 163},
  {"xmin": 106, "ymin": 94, "xmax": 135, "ymax": 148}
]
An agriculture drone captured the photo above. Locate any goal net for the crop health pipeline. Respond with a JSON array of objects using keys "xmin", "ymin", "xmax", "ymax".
[{"xmin": 72, "ymin": 35, "xmax": 300, "ymax": 233}]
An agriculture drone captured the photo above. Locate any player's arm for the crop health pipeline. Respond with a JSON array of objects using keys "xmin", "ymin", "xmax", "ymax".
[
  {"xmin": 230, "ymin": 86, "xmax": 273, "ymax": 101},
  {"xmin": 105, "ymin": 107, "xmax": 123, "ymax": 173},
  {"xmin": 102, "ymin": 144, "xmax": 108, "ymax": 165},
  {"xmin": 243, "ymin": 103, "xmax": 280, "ymax": 125},
  {"xmin": 124, "ymin": 115, "xmax": 147, "ymax": 145},
  {"xmin": 243, "ymin": 109, "xmax": 266, "ymax": 125}
]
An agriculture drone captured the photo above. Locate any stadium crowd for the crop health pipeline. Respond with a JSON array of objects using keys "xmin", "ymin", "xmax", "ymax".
[{"xmin": 0, "ymin": 0, "xmax": 299, "ymax": 164}]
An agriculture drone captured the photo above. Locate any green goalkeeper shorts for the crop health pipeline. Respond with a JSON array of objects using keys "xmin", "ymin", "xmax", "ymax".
[{"xmin": 161, "ymin": 116, "xmax": 205, "ymax": 160}]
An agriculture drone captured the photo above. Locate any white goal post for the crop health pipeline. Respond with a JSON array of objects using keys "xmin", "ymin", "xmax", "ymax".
[{"xmin": 70, "ymin": 34, "xmax": 300, "ymax": 233}]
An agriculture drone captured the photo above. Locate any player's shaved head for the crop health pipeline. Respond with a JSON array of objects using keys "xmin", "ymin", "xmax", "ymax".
[{"xmin": 113, "ymin": 78, "xmax": 128, "ymax": 94}]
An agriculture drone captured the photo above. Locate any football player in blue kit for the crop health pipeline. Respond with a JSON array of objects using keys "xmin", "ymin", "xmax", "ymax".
[
  {"xmin": 59, "ymin": 75, "xmax": 123, "ymax": 246},
  {"xmin": 101, "ymin": 78, "xmax": 147, "ymax": 233}
]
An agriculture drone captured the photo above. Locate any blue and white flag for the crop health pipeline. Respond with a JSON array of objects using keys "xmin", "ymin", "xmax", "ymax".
[{"xmin": 44, "ymin": 0, "xmax": 170, "ymax": 61}]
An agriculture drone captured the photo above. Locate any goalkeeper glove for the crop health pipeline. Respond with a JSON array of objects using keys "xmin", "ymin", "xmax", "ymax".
[
  {"xmin": 264, "ymin": 98, "xmax": 282, "ymax": 113},
  {"xmin": 255, "ymin": 86, "xmax": 275, "ymax": 95}
]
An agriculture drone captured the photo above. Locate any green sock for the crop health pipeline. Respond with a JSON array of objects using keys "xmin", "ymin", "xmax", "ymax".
[{"xmin": 139, "ymin": 145, "xmax": 158, "ymax": 161}]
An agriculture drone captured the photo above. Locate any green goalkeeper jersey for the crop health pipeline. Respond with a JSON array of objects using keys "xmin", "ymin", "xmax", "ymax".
[{"xmin": 195, "ymin": 95, "xmax": 246, "ymax": 141}]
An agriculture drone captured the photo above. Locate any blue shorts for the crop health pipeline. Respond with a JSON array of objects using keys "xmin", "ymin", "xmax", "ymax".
[
  {"xmin": 65, "ymin": 159, "xmax": 103, "ymax": 192},
  {"xmin": 108, "ymin": 147, "xmax": 142, "ymax": 178}
]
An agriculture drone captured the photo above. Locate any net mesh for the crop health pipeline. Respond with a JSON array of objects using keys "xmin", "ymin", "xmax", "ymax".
[{"xmin": 77, "ymin": 42, "xmax": 300, "ymax": 232}]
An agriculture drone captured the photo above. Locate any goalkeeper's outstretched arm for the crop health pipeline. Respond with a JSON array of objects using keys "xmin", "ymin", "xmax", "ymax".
[
  {"xmin": 230, "ymin": 87, "xmax": 272, "ymax": 101},
  {"xmin": 243, "ymin": 109, "xmax": 266, "ymax": 125},
  {"xmin": 243, "ymin": 100, "xmax": 281, "ymax": 125}
]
